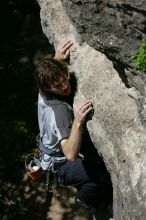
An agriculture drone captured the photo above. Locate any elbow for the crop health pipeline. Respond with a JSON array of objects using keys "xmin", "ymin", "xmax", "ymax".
[{"xmin": 66, "ymin": 153, "xmax": 77, "ymax": 161}]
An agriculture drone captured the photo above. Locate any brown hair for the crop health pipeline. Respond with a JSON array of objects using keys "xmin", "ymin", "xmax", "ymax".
[{"xmin": 35, "ymin": 57, "xmax": 68, "ymax": 97}]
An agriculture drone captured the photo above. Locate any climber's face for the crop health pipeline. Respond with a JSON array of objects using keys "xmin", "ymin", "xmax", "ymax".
[{"xmin": 49, "ymin": 74, "xmax": 71, "ymax": 96}]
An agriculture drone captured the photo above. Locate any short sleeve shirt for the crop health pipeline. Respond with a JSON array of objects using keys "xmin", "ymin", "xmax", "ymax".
[{"xmin": 38, "ymin": 93, "xmax": 73, "ymax": 158}]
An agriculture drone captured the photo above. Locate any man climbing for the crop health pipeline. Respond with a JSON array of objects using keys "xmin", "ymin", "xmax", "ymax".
[{"xmin": 35, "ymin": 40, "xmax": 112, "ymax": 219}]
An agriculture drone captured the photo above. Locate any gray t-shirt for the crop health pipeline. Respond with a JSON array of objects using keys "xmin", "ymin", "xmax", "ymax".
[{"xmin": 38, "ymin": 93, "xmax": 73, "ymax": 170}]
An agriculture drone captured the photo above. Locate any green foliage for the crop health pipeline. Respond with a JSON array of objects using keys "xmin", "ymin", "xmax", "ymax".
[
  {"xmin": 131, "ymin": 41, "xmax": 146, "ymax": 71},
  {"xmin": 0, "ymin": 120, "xmax": 35, "ymax": 151},
  {"xmin": 0, "ymin": 119, "xmax": 36, "ymax": 182}
]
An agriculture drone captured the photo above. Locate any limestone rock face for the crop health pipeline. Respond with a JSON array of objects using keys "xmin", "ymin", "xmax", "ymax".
[
  {"xmin": 62, "ymin": 0, "xmax": 146, "ymax": 69},
  {"xmin": 37, "ymin": 0, "xmax": 146, "ymax": 219}
]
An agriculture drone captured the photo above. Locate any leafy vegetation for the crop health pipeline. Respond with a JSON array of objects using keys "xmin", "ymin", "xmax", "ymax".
[{"xmin": 131, "ymin": 41, "xmax": 146, "ymax": 71}]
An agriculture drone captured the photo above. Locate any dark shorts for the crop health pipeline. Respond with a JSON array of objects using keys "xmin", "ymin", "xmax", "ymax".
[{"xmin": 57, "ymin": 158, "xmax": 112, "ymax": 208}]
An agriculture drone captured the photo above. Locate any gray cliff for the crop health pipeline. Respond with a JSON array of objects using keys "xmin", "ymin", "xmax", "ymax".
[{"xmin": 37, "ymin": 0, "xmax": 146, "ymax": 219}]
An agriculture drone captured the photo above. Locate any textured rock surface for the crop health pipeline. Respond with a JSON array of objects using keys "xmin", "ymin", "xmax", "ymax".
[
  {"xmin": 61, "ymin": 0, "xmax": 146, "ymax": 130},
  {"xmin": 37, "ymin": 0, "xmax": 146, "ymax": 219},
  {"xmin": 62, "ymin": 0, "xmax": 146, "ymax": 68}
]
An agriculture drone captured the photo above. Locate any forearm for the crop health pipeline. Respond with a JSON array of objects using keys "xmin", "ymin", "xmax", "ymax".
[
  {"xmin": 61, "ymin": 120, "xmax": 83, "ymax": 161},
  {"xmin": 61, "ymin": 100, "xmax": 93, "ymax": 161}
]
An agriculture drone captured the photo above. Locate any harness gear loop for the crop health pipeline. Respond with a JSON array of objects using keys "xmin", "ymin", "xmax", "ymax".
[{"xmin": 36, "ymin": 134, "xmax": 67, "ymax": 196}]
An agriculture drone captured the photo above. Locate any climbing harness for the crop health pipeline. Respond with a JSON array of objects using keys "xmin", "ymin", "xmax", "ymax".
[{"xmin": 25, "ymin": 134, "xmax": 66, "ymax": 197}]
